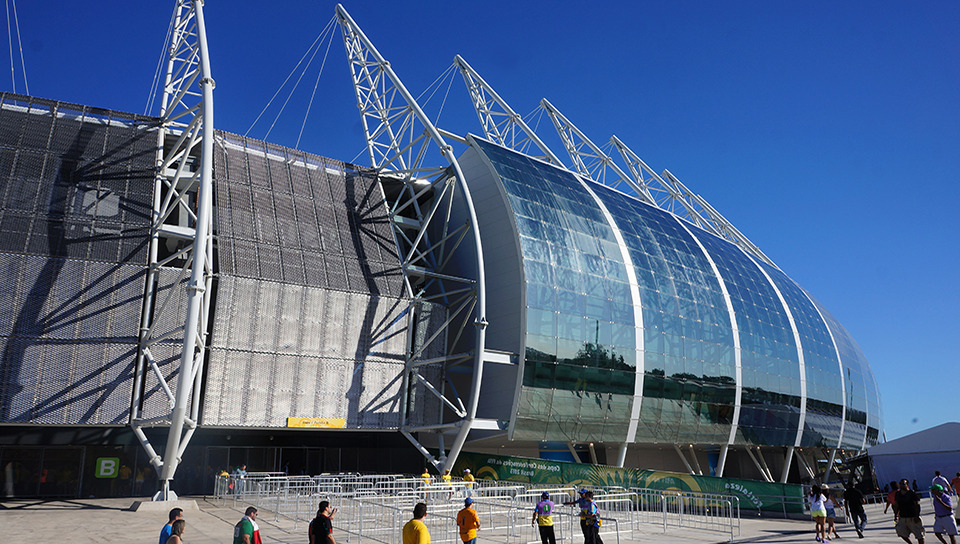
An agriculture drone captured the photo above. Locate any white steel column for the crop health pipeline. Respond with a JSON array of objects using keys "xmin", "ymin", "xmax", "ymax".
[
  {"xmin": 673, "ymin": 444, "xmax": 696, "ymax": 474},
  {"xmin": 616, "ymin": 443, "xmax": 628, "ymax": 468},
  {"xmin": 717, "ymin": 444, "xmax": 730, "ymax": 478},
  {"xmin": 336, "ymin": 5, "xmax": 486, "ymax": 473},
  {"xmin": 781, "ymin": 446, "xmax": 796, "ymax": 483},
  {"xmin": 131, "ymin": 0, "xmax": 215, "ymax": 501},
  {"xmin": 824, "ymin": 448, "xmax": 838, "ymax": 484}
]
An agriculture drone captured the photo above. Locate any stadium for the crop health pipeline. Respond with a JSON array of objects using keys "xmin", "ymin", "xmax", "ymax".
[{"xmin": 0, "ymin": 2, "xmax": 881, "ymax": 500}]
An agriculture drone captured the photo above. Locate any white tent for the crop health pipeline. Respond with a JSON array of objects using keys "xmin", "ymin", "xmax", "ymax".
[{"xmin": 868, "ymin": 422, "xmax": 960, "ymax": 491}]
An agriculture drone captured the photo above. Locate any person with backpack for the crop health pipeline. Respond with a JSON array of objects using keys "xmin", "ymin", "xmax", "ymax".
[{"xmin": 532, "ymin": 491, "xmax": 556, "ymax": 544}]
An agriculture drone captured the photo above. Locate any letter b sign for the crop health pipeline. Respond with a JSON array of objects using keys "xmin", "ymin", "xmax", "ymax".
[{"xmin": 95, "ymin": 457, "xmax": 120, "ymax": 478}]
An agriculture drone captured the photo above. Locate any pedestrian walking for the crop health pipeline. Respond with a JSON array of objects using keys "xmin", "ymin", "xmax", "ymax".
[
  {"xmin": 826, "ymin": 490, "xmax": 843, "ymax": 540},
  {"xmin": 164, "ymin": 519, "xmax": 185, "ymax": 544},
  {"xmin": 843, "ymin": 481, "xmax": 867, "ymax": 538},
  {"xmin": 931, "ymin": 485, "xmax": 958, "ymax": 544},
  {"xmin": 886, "ymin": 481, "xmax": 900, "ymax": 520},
  {"xmin": 403, "ymin": 503, "xmax": 430, "ymax": 544},
  {"xmin": 462, "ymin": 468, "xmax": 475, "ymax": 498},
  {"xmin": 810, "ymin": 485, "xmax": 829, "ymax": 543},
  {"xmin": 159, "ymin": 507, "xmax": 184, "ymax": 544},
  {"xmin": 893, "ymin": 479, "xmax": 925, "ymax": 544},
  {"xmin": 532, "ymin": 491, "xmax": 557, "ymax": 544},
  {"xmin": 233, "ymin": 506, "xmax": 262, "ymax": 544},
  {"xmin": 952, "ymin": 474, "xmax": 960, "ymax": 498},
  {"xmin": 563, "ymin": 488, "xmax": 590, "ymax": 541},
  {"xmin": 456, "ymin": 497, "xmax": 480, "ymax": 544},
  {"xmin": 582, "ymin": 491, "xmax": 603, "ymax": 544},
  {"xmin": 310, "ymin": 500, "xmax": 337, "ymax": 544}
]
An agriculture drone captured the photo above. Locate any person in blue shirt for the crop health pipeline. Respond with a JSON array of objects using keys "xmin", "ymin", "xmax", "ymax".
[
  {"xmin": 563, "ymin": 489, "xmax": 590, "ymax": 540},
  {"xmin": 582, "ymin": 491, "xmax": 603, "ymax": 544},
  {"xmin": 159, "ymin": 508, "xmax": 183, "ymax": 544},
  {"xmin": 931, "ymin": 485, "xmax": 957, "ymax": 544}
]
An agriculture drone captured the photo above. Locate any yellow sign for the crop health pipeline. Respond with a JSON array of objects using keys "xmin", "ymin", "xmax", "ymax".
[{"xmin": 287, "ymin": 417, "xmax": 346, "ymax": 429}]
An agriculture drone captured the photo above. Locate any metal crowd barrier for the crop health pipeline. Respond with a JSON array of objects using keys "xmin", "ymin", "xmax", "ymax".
[{"xmin": 214, "ymin": 473, "xmax": 741, "ymax": 542}]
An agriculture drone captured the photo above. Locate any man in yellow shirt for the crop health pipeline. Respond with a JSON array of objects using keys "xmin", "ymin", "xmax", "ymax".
[
  {"xmin": 421, "ymin": 468, "xmax": 432, "ymax": 487},
  {"xmin": 403, "ymin": 503, "xmax": 430, "ymax": 544},
  {"xmin": 456, "ymin": 498, "xmax": 480, "ymax": 544}
]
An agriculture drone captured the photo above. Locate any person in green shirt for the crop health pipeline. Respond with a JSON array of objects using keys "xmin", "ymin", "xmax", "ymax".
[{"xmin": 233, "ymin": 506, "xmax": 262, "ymax": 544}]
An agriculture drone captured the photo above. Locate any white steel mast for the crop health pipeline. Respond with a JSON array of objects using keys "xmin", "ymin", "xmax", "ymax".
[
  {"xmin": 130, "ymin": 0, "xmax": 215, "ymax": 501},
  {"xmin": 336, "ymin": 4, "xmax": 487, "ymax": 473}
]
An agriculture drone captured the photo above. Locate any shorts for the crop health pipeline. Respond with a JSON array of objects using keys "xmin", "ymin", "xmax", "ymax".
[
  {"xmin": 812, "ymin": 509, "xmax": 826, "ymax": 519},
  {"xmin": 934, "ymin": 515, "xmax": 959, "ymax": 536},
  {"xmin": 896, "ymin": 517, "xmax": 925, "ymax": 539},
  {"xmin": 826, "ymin": 508, "xmax": 836, "ymax": 518}
]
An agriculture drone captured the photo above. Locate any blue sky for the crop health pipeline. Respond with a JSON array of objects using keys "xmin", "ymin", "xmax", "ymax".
[{"xmin": 4, "ymin": 1, "xmax": 957, "ymax": 442}]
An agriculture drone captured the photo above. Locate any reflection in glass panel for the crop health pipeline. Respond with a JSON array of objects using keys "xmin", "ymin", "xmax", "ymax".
[
  {"xmin": 471, "ymin": 138, "xmax": 879, "ymax": 449},
  {"xmin": 694, "ymin": 233, "xmax": 801, "ymax": 446}
]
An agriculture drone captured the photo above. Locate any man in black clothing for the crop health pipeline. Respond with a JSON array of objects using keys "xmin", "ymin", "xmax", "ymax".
[
  {"xmin": 310, "ymin": 500, "xmax": 338, "ymax": 544},
  {"xmin": 894, "ymin": 479, "xmax": 925, "ymax": 544},
  {"xmin": 844, "ymin": 481, "xmax": 867, "ymax": 538}
]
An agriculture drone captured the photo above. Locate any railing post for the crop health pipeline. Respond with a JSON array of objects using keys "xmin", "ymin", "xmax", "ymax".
[{"xmin": 661, "ymin": 494, "xmax": 667, "ymax": 533}]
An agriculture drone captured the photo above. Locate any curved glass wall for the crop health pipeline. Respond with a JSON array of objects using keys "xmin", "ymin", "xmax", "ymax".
[
  {"xmin": 594, "ymin": 190, "xmax": 735, "ymax": 445},
  {"xmin": 759, "ymin": 262, "xmax": 845, "ymax": 447},
  {"xmin": 474, "ymin": 140, "xmax": 635, "ymax": 443},
  {"xmin": 470, "ymin": 139, "xmax": 882, "ymax": 448},
  {"xmin": 807, "ymin": 294, "xmax": 882, "ymax": 445},
  {"xmin": 693, "ymin": 234, "xmax": 801, "ymax": 446}
]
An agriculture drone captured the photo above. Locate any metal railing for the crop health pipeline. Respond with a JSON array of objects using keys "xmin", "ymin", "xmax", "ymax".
[{"xmin": 214, "ymin": 473, "xmax": 741, "ymax": 541}]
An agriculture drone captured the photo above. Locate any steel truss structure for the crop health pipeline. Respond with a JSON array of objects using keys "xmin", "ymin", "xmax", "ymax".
[
  {"xmin": 336, "ymin": 5, "xmax": 487, "ymax": 472},
  {"xmin": 130, "ymin": 0, "xmax": 215, "ymax": 500},
  {"xmin": 453, "ymin": 56, "xmax": 563, "ymax": 167},
  {"xmin": 539, "ymin": 100, "xmax": 776, "ymax": 267}
]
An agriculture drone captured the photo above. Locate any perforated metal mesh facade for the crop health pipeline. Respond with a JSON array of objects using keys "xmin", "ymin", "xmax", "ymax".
[
  {"xmin": 0, "ymin": 94, "xmax": 155, "ymax": 424},
  {"xmin": 203, "ymin": 133, "xmax": 433, "ymax": 428}
]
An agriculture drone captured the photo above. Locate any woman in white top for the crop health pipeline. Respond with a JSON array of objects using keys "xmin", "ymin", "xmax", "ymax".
[{"xmin": 809, "ymin": 485, "xmax": 829, "ymax": 542}]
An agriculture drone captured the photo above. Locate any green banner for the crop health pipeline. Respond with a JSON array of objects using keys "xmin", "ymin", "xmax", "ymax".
[{"xmin": 452, "ymin": 451, "xmax": 803, "ymax": 514}]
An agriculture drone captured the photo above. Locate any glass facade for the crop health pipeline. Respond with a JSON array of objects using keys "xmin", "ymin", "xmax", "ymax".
[
  {"xmin": 472, "ymin": 138, "xmax": 882, "ymax": 448},
  {"xmin": 476, "ymin": 140, "xmax": 635, "ymax": 443},
  {"xmin": 594, "ymin": 190, "xmax": 735, "ymax": 446}
]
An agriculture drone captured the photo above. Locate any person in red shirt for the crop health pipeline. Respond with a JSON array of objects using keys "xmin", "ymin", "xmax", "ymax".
[
  {"xmin": 952, "ymin": 473, "xmax": 960, "ymax": 498},
  {"xmin": 884, "ymin": 481, "xmax": 900, "ymax": 520}
]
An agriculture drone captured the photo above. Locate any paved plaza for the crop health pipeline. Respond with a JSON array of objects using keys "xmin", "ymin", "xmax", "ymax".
[{"xmin": 1, "ymin": 497, "xmax": 945, "ymax": 543}]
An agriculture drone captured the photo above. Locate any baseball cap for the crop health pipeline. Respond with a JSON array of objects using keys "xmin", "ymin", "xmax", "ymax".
[
  {"xmin": 463, "ymin": 468, "xmax": 470, "ymax": 473},
  {"xmin": 465, "ymin": 497, "xmax": 474, "ymax": 506},
  {"xmin": 579, "ymin": 488, "xmax": 588, "ymax": 494},
  {"xmin": 541, "ymin": 491, "xmax": 550, "ymax": 499},
  {"xmin": 931, "ymin": 484, "xmax": 944, "ymax": 492}
]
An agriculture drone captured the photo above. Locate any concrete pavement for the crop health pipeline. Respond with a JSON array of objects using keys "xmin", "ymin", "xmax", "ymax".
[{"xmin": 0, "ymin": 497, "xmax": 947, "ymax": 543}]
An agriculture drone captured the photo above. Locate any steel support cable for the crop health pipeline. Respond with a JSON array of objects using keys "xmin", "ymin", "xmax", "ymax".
[
  {"xmin": 296, "ymin": 19, "xmax": 337, "ymax": 148},
  {"xmin": 244, "ymin": 14, "xmax": 336, "ymax": 138},
  {"xmin": 4, "ymin": 0, "xmax": 13, "ymax": 92},
  {"xmin": 263, "ymin": 19, "xmax": 336, "ymax": 141},
  {"xmin": 7, "ymin": 0, "xmax": 26, "ymax": 93},
  {"xmin": 410, "ymin": 63, "xmax": 458, "ymax": 127},
  {"xmin": 145, "ymin": 6, "xmax": 178, "ymax": 115}
]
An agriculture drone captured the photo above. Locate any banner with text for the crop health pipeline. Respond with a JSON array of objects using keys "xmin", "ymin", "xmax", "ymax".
[{"xmin": 451, "ymin": 451, "xmax": 803, "ymax": 514}]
